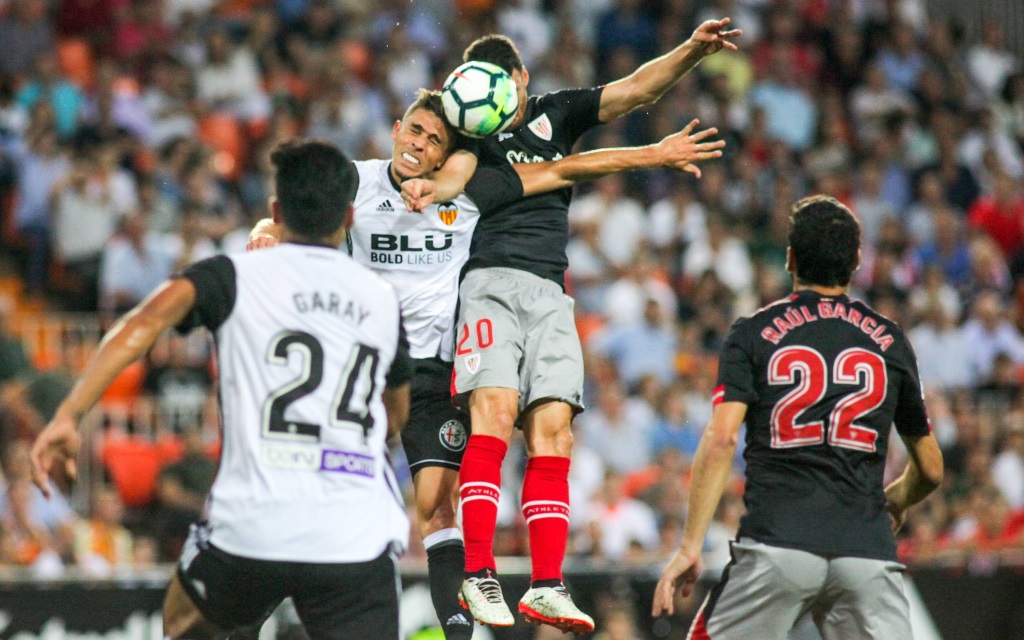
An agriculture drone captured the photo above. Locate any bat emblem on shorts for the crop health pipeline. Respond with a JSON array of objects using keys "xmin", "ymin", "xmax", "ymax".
[{"xmin": 438, "ymin": 203, "xmax": 459, "ymax": 226}]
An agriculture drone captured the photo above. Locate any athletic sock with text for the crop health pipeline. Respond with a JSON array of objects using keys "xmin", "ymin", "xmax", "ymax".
[
  {"xmin": 521, "ymin": 455, "xmax": 571, "ymax": 586},
  {"xmin": 424, "ymin": 530, "xmax": 473, "ymax": 640},
  {"xmin": 459, "ymin": 434, "xmax": 507, "ymax": 574}
]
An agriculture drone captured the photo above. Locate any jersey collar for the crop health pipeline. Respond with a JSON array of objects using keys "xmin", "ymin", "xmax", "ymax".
[{"xmin": 385, "ymin": 162, "xmax": 402, "ymax": 193}]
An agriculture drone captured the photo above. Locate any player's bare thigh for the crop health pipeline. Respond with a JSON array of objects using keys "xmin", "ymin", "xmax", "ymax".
[
  {"xmin": 467, "ymin": 387, "xmax": 519, "ymax": 442},
  {"xmin": 521, "ymin": 400, "xmax": 574, "ymax": 458},
  {"xmin": 413, "ymin": 466, "xmax": 460, "ymax": 539},
  {"xmin": 163, "ymin": 573, "xmax": 222, "ymax": 639}
]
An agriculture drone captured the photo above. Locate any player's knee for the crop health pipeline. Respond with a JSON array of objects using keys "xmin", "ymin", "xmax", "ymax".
[
  {"xmin": 470, "ymin": 388, "xmax": 518, "ymax": 438},
  {"xmin": 417, "ymin": 497, "xmax": 458, "ymax": 538},
  {"xmin": 526, "ymin": 421, "xmax": 573, "ymax": 457}
]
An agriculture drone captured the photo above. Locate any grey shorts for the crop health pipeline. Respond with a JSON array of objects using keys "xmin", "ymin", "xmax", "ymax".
[
  {"xmin": 452, "ymin": 267, "xmax": 585, "ymax": 416},
  {"xmin": 689, "ymin": 539, "xmax": 911, "ymax": 640}
]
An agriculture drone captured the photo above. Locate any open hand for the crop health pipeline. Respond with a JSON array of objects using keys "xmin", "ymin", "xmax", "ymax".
[
  {"xmin": 691, "ymin": 18, "xmax": 742, "ymax": 56},
  {"xmin": 400, "ymin": 179, "xmax": 437, "ymax": 213},
  {"xmin": 30, "ymin": 413, "xmax": 81, "ymax": 499},
  {"xmin": 652, "ymin": 549, "xmax": 704, "ymax": 617},
  {"xmin": 656, "ymin": 119, "xmax": 726, "ymax": 179}
]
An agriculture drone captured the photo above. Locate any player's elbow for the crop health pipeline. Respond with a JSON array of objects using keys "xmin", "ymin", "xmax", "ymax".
[{"xmin": 703, "ymin": 426, "xmax": 738, "ymax": 455}]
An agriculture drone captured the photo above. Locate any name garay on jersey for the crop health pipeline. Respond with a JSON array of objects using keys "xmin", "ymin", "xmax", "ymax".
[
  {"xmin": 759, "ymin": 298, "xmax": 895, "ymax": 351},
  {"xmin": 292, "ymin": 290, "xmax": 371, "ymax": 325}
]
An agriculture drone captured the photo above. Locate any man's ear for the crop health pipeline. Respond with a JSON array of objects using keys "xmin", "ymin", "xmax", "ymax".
[
  {"xmin": 520, "ymin": 66, "xmax": 530, "ymax": 87},
  {"xmin": 344, "ymin": 204, "xmax": 354, "ymax": 230},
  {"xmin": 270, "ymin": 197, "xmax": 281, "ymax": 224},
  {"xmin": 392, "ymin": 120, "xmax": 402, "ymax": 141},
  {"xmin": 854, "ymin": 248, "xmax": 862, "ymax": 272},
  {"xmin": 785, "ymin": 247, "xmax": 795, "ymax": 275}
]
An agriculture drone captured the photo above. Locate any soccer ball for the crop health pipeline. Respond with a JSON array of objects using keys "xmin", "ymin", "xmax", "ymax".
[{"xmin": 441, "ymin": 61, "xmax": 519, "ymax": 139}]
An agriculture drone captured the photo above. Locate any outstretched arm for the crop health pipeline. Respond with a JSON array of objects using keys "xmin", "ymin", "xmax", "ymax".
[
  {"xmin": 599, "ymin": 18, "xmax": 742, "ymax": 122},
  {"xmin": 652, "ymin": 401, "xmax": 746, "ymax": 617},
  {"xmin": 516, "ymin": 119, "xmax": 724, "ymax": 193},
  {"xmin": 402, "ymin": 150, "xmax": 478, "ymax": 212},
  {"xmin": 30, "ymin": 280, "xmax": 196, "ymax": 496},
  {"xmin": 404, "ymin": 120, "xmax": 725, "ymax": 208}
]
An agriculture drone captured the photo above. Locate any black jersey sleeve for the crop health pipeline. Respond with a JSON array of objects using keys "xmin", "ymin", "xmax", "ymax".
[
  {"xmin": 538, "ymin": 86, "xmax": 605, "ymax": 145},
  {"xmin": 385, "ymin": 317, "xmax": 413, "ymax": 388},
  {"xmin": 715, "ymin": 318, "xmax": 759, "ymax": 405},
  {"xmin": 174, "ymin": 255, "xmax": 236, "ymax": 334},
  {"xmin": 454, "ymin": 133, "xmax": 481, "ymax": 156},
  {"xmin": 893, "ymin": 334, "xmax": 931, "ymax": 437},
  {"xmin": 463, "ymin": 164, "xmax": 525, "ymax": 215}
]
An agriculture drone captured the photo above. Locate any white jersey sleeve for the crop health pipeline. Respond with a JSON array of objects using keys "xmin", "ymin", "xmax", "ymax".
[
  {"xmin": 347, "ymin": 159, "xmax": 481, "ymax": 361},
  {"xmin": 177, "ymin": 246, "xmax": 410, "ymax": 563}
]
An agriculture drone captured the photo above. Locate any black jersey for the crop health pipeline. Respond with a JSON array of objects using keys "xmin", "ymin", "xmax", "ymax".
[
  {"xmin": 462, "ymin": 87, "xmax": 604, "ymax": 288},
  {"xmin": 715, "ymin": 290, "xmax": 931, "ymax": 561}
]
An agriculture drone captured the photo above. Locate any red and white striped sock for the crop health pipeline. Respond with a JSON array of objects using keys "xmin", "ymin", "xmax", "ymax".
[
  {"xmin": 521, "ymin": 456, "xmax": 571, "ymax": 584},
  {"xmin": 459, "ymin": 434, "xmax": 507, "ymax": 574}
]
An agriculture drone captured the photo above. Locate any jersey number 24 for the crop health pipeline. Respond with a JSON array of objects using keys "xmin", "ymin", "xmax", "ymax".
[
  {"xmin": 262, "ymin": 330, "xmax": 380, "ymax": 443},
  {"xmin": 768, "ymin": 346, "xmax": 886, "ymax": 452}
]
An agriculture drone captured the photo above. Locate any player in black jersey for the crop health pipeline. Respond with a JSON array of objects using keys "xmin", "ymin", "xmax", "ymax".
[
  {"xmin": 651, "ymin": 196, "xmax": 944, "ymax": 640},
  {"xmin": 401, "ymin": 20, "xmax": 741, "ymax": 633}
]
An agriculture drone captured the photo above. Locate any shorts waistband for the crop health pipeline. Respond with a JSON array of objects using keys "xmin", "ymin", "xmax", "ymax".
[{"xmin": 468, "ymin": 267, "xmax": 563, "ymax": 293}]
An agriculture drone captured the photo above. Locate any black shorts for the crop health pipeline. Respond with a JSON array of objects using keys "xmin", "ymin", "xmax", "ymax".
[
  {"xmin": 402, "ymin": 357, "xmax": 471, "ymax": 475},
  {"xmin": 177, "ymin": 524, "xmax": 400, "ymax": 640}
]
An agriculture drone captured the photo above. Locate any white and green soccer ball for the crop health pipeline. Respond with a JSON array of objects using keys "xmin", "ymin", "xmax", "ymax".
[{"xmin": 441, "ymin": 61, "xmax": 519, "ymax": 139}]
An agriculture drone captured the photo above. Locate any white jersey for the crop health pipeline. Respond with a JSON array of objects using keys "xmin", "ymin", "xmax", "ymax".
[
  {"xmin": 348, "ymin": 159, "xmax": 480, "ymax": 361},
  {"xmin": 177, "ymin": 245, "xmax": 411, "ymax": 563}
]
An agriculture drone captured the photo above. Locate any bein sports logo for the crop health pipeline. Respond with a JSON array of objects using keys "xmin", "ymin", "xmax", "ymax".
[
  {"xmin": 263, "ymin": 443, "xmax": 375, "ymax": 477},
  {"xmin": 439, "ymin": 420, "xmax": 467, "ymax": 452},
  {"xmin": 321, "ymin": 449, "xmax": 375, "ymax": 477}
]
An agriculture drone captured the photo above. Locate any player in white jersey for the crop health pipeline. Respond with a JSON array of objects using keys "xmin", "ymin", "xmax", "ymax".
[
  {"xmin": 29, "ymin": 140, "xmax": 413, "ymax": 640},
  {"xmin": 250, "ymin": 91, "xmax": 724, "ymax": 639}
]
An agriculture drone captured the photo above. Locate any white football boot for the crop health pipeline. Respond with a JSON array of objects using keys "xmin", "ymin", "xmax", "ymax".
[
  {"xmin": 458, "ymin": 575, "xmax": 515, "ymax": 627},
  {"xmin": 518, "ymin": 585, "xmax": 595, "ymax": 634}
]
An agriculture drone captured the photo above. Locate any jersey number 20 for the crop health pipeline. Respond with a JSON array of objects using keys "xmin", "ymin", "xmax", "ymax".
[
  {"xmin": 768, "ymin": 346, "xmax": 886, "ymax": 452},
  {"xmin": 262, "ymin": 330, "xmax": 380, "ymax": 442}
]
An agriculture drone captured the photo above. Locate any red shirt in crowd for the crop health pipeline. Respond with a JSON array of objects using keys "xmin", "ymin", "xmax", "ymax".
[{"xmin": 968, "ymin": 196, "xmax": 1024, "ymax": 258}]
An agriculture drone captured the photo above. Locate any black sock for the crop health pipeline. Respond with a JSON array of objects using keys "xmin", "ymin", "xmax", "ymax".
[
  {"xmin": 531, "ymin": 578, "xmax": 563, "ymax": 589},
  {"xmin": 427, "ymin": 541, "xmax": 474, "ymax": 640}
]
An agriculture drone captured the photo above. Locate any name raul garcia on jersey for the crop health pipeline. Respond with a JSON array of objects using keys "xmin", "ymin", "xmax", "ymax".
[{"xmin": 369, "ymin": 232, "xmax": 455, "ymax": 265}]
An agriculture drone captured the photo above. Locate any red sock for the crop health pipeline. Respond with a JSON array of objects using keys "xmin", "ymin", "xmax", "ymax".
[
  {"xmin": 459, "ymin": 434, "xmax": 507, "ymax": 573},
  {"xmin": 521, "ymin": 456, "xmax": 571, "ymax": 583}
]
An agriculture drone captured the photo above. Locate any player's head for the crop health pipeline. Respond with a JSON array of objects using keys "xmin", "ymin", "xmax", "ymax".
[
  {"xmin": 787, "ymin": 195, "xmax": 861, "ymax": 288},
  {"xmin": 269, "ymin": 139, "xmax": 357, "ymax": 246},
  {"xmin": 464, "ymin": 35, "xmax": 530, "ymax": 128},
  {"xmin": 391, "ymin": 89, "xmax": 456, "ymax": 181}
]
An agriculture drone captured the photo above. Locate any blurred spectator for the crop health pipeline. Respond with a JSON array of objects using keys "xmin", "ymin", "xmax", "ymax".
[
  {"xmin": 595, "ymin": 0, "xmax": 657, "ymax": 74},
  {"xmin": 195, "ymin": 27, "xmax": 270, "ymax": 122},
  {"xmin": 74, "ymin": 486, "xmax": 133, "ymax": 576},
  {"xmin": 11, "ymin": 128, "xmax": 69, "ymax": 297},
  {"xmin": 16, "ymin": 53, "xmax": 84, "ymax": 139},
  {"xmin": 142, "ymin": 335, "xmax": 212, "ymax": 432},
  {"xmin": 967, "ymin": 171, "xmax": 1024, "ymax": 260},
  {"xmin": 578, "ymin": 381, "xmax": 656, "ymax": 474},
  {"xmin": 967, "ymin": 21, "xmax": 1019, "ymax": 100},
  {"xmin": 0, "ymin": 480, "xmax": 64, "ymax": 575},
  {"xmin": 142, "ymin": 56, "xmax": 198, "ymax": 149},
  {"xmin": 748, "ymin": 49, "xmax": 818, "ymax": 151},
  {"xmin": 994, "ymin": 73, "xmax": 1024, "ymax": 147},
  {"xmin": 916, "ymin": 209, "xmax": 972, "ymax": 290},
  {"xmin": 682, "ymin": 216, "xmax": 753, "ymax": 296},
  {"xmin": 993, "ymin": 419, "xmax": 1024, "ymax": 509},
  {"xmin": 957, "ymin": 486, "xmax": 1024, "ymax": 553},
  {"xmin": 584, "ymin": 471, "xmax": 659, "ymax": 561},
  {"xmin": 851, "ymin": 160, "xmax": 899, "ymax": 247},
  {"xmin": 702, "ymin": 492, "xmax": 743, "ymax": 576},
  {"xmin": 99, "ymin": 211, "xmax": 178, "ymax": 315},
  {"xmin": 961, "ymin": 291, "xmax": 1024, "ymax": 381},
  {"xmin": 0, "ymin": 300, "xmax": 32, "ymax": 386},
  {"xmin": 0, "ymin": 0, "xmax": 55, "ymax": 78},
  {"xmin": 850, "ymin": 62, "xmax": 915, "ymax": 145},
  {"xmin": 592, "ymin": 298, "xmax": 677, "ymax": 388},
  {"xmin": 569, "ymin": 175, "xmax": 646, "ymax": 270},
  {"xmin": 876, "ymin": 21, "xmax": 927, "ymax": 93}
]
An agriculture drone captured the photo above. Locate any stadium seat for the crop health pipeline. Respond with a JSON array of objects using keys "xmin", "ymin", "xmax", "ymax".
[{"xmin": 198, "ymin": 114, "xmax": 246, "ymax": 180}]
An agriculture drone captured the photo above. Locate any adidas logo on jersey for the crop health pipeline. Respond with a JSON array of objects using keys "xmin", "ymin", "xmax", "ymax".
[
  {"xmin": 376, "ymin": 200, "xmax": 395, "ymax": 212},
  {"xmin": 446, "ymin": 613, "xmax": 471, "ymax": 626}
]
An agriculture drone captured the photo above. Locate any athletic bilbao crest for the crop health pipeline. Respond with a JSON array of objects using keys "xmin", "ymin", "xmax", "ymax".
[
  {"xmin": 438, "ymin": 202, "xmax": 459, "ymax": 226},
  {"xmin": 439, "ymin": 420, "xmax": 467, "ymax": 451},
  {"xmin": 464, "ymin": 353, "xmax": 481, "ymax": 374},
  {"xmin": 527, "ymin": 114, "xmax": 553, "ymax": 141}
]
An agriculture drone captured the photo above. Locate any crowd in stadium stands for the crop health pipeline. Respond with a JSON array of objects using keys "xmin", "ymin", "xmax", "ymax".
[{"xmin": 0, "ymin": 0, "xmax": 1022, "ymax": 603}]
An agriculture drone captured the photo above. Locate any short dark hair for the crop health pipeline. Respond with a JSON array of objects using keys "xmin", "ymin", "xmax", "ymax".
[
  {"xmin": 270, "ymin": 139, "xmax": 357, "ymax": 240},
  {"xmin": 788, "ymin": 195, "xmax": 861, "ymax": 287},
  {"xmin": 463, "ymin": 34, "xmax": 523, "ymax": 74},
  {"xmin": 403, "ymin": 88, "xmax": 457, "ymax": 152}
]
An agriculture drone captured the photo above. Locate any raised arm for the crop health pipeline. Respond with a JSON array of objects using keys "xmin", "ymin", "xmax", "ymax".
[
  {"xmin": 30, "ymin": 280, "xmax": 196, "ymax": 496},
  {"xmin": 402, "ymin": 149, "xmax": 478, "ymax": 212},
  {"xmin": 516, "ymin": 119, "xmax": 724, "ymax": 194},
  {"xmin": 884, "ymin": 433, "xmax": 944, "ymax": 533},
  {"xmin": 652, "ymin": 401, "xmax": 747, "ymax": 616},
  {"xmin": 598, "ymin": 18, "xmax": 742, "ymax": 123}
]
